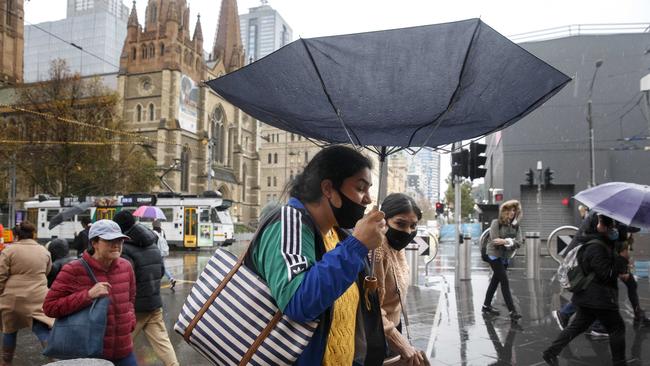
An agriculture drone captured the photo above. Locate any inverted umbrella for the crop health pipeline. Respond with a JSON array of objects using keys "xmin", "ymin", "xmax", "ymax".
[
  {"xmin": 48, "ymin": 202, "xmax": 92, "ymax": 230},
  {"xmin": 574, "ymin": 182, "xmax": 650, "ymax": 229},
  {"xmin": 207, "ymin": 18, "xmax": 570, "ymax": 172},
  {"xmin": 132, "ymin": 206, "xmax": 167, "ymax": 221}
]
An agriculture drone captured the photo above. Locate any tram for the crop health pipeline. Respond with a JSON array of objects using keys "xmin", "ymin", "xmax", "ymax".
[{"xmin": 23, "ymin": 192, "xmax": 235, "ymax": 248}]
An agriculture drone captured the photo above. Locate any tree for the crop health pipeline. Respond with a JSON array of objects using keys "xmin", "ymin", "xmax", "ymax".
[
  {"xmin": 1, "ymin": 59, "xmax": 158, "ymax": 197},
  {"xmin": 413, "ymin": 194, "xmax": 436, "ymax": 221},
  {"xmin": 444, "ymin": 174, "xmax": 475, "ymax": 221}
]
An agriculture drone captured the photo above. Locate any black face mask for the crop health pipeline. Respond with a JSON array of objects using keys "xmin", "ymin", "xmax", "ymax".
[
  {"xmin": 385, "ymin": 227, "xmax": 417, "ymax": 251},
  {"xmin": 329, "ymin": 189, "xmax": 366, "ymax": 229}
]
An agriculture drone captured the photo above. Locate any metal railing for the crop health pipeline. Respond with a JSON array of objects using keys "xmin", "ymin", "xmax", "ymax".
[{"xmin": 509, "ymin": 23, "xmax": 650, "ymax": 43}]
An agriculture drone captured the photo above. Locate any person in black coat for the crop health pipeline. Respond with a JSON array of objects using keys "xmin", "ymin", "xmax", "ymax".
[
  {"xmin": 113, "ymin": 211, "xmax": 179, "ymax": 366},
  {"xmin": 543, "ymin": 214, "xmax": 629, "ymax": 366},
  {"xmin": 46, "ymin": 238, "xmax": 75, "ymax": 287},
  {"xmin": 72, "ymin": 217, "xmax": 91, "ymax": 257}
]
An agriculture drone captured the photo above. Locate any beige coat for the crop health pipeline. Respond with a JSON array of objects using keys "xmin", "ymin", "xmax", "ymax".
[
  {"xmin": 373, "ymin": 240, "xmax": 411, "ymax": 355},
  {"xmin": 0, "ymin": 239, "xmax": 54, "ymax": 333}
]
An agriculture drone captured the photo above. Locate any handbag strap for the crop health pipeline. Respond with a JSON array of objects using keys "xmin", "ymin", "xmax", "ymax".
[
  {"xmin": 387, "ymin": 254, "xmax": 412, "ymax": 345},
  {"xmin": 184, "ymin": 209, "xmax": 280, "ymax": 341},
  {"xmin": 78, "ymin": 258, "xmax": 99, "ymax": 284}
]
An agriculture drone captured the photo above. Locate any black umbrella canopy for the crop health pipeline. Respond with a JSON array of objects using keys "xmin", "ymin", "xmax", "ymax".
[
  {"xmin": 48, "ymin": 202, "xmax": 92, "ymax": 230},
  {"xmin": 207, "ymin": 18, "xmax": 571, "ymax": 149}
]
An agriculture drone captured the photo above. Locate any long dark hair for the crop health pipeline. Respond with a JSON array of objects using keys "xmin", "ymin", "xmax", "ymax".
[
  {"xmin": 381, "ymin": 193, "xmax": 422, "ymax": 221},
  {"xmin": 289, "ymin": 145, "xmax": 373, "ymax": 203}
]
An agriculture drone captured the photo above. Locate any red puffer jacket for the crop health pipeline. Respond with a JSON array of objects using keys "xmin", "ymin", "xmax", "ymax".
[{"xmin": 44, "ymin": 251, "xmax": 136, "ymax": 360}]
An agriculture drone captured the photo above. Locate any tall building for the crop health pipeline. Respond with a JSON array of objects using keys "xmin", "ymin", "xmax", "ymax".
[
  {"xmin": 117, "ymin": 0, "xmax": 260, "ymax": 225},
  {"xmin": 408, "ymin": 148, "xmax": 441, "ymax": 204},
  {"xmin": 0, "ymin": 0, "xmax": 24, "ymax": 86},
  {"xmin": 485, "ymin": 28, "xmax": 650, "ymax": 238},
  {"xmin": 24, "ymin": 0, "xmax": 129, "ymax": 82},
  {"xmin": 238, "ymin": 3, "xmax": 292, "ymax": 63}
]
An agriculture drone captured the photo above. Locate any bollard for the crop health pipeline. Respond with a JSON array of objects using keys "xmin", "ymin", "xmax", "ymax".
[
  {"xmin": 405, "ymin": 243, "xmax": 419, "ymax": 286},
  {"xmin": 456, "ymin": 233, "xmax": 472, "ymax": 281},
  {"xmin": 525, "ymin": 232, "xmax": 540, "ymax": 279}
]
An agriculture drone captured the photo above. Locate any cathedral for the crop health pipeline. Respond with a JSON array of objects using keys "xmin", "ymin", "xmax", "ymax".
[{"xmin": 117, "ymin": 0, "xmax": 260, "ymax": 225}]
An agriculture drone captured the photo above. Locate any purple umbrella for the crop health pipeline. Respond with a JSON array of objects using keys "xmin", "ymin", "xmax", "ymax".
[
  {"xmin": 132, "ymin": 206, "xmax": 167, "ymax": 221},
  {"xmin": 574, "ymin": 182, "xmax": 650, "ymax": 229}
]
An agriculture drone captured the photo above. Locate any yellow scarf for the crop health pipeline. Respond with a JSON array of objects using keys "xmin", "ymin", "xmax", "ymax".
[{"xmin": 322, "ymin": 229, "xmax": 359, "ymax": 366}]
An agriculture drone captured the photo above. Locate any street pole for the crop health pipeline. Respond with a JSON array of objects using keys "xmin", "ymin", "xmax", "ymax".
[
  {"xmin": 536, "ymin": 160, "xmax": 543, "ymax": 237},
  {"xmin": 452, "ymin": 143, "xmax": 462, "ymax": 283},
  {"xmin": 586, "ymin": 59, "xmax": 603, "ymax": 187},
  {"xmin": 8, "ymin": 152, "xmax": 16, "ymax": 228},
  {"xmin": 377, "ymin": 147, "xmax": 388, "ymax": 203}
]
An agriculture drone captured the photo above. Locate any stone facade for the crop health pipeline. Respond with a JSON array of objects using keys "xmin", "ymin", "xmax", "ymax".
[
  {"xmin": 0, "ymin": 0, "xmax": 23, "ymax": 86},
  {"xmin": 117, "ymin": 0, "xmax": 259, "ymax": 225}
]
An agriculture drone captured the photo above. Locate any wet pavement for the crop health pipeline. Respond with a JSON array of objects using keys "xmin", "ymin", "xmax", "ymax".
[{"xmin": 11, "ymin": 239, "xmax": 650, "ymax": 365}]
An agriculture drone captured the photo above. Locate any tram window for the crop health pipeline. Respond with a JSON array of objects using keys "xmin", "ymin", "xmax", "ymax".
[
  {"xmin": 47, "ymin": 209, "xmax": 60, "ymax": 222},
  {"xmin": 211, "ymin": 208, "xmax": 221, "ymax": 223},
  {"xmin": 161, "ymin": 208, "xmax": 173, "ymax": 221},
  {"xmin": 200, "ymin": 210, "xmax": 210, "ymax": 222}
]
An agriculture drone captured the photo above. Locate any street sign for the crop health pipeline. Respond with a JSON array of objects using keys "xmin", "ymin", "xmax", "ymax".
[{"xmin": 412, "ymin": 235, "xmax": 430, "ymax": 256}]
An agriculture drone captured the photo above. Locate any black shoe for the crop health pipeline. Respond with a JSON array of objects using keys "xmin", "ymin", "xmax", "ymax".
[
  {"xmin": 542, "ymin": 351, "xmax": 559, "ymax": 366},
  {"xmin": 482, "ymin": 305, "xmax": 500, "ymax": 316},
  {"xmin": 510, "ymin": 310, "xmax": 522, "ymax": 320},
  {"xmin": 170, "ymin": 278, "xmax": 177, "ymax": 291},
  {"xmin": 552, "ymin": 310, "xmax": 569, "ymax": 330}
]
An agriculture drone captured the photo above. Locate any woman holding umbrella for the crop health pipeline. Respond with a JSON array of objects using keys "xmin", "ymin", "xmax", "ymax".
[
  {"xmin": 248, "ymin": 145, "xmax": 387, "ymax": 366},
  {"xmin": 482, "ymin": 200, "xmax": 522, "ymax": 320}
]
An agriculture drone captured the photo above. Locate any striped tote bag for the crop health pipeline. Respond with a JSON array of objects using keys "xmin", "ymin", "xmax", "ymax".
[{"xmin": 175, "ymin": 248, "xmax": 318, "ymax": 365}]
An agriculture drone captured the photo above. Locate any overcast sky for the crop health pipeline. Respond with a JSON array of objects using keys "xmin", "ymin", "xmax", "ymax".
[
  {"xmin": 23, "ymin": 0, "xmax": 650, "ymax": 197},
  {"xmin": 25, "ymin": 0, "xmax": 650, "ymax": 50}
]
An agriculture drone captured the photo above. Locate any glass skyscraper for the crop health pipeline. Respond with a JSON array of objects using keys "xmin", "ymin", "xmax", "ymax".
[
  {"xmin": 24, "ymin": 0, "xmax": 129, "ymax": 82},
  {"xmin": 239, "ymin": 3, "xmax": 292, "ymax": 63}
]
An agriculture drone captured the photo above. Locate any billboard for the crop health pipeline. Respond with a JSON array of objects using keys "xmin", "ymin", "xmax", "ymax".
[{"xmin": 179, "ymin": 74, "xmax": 199, "ymax": 133}]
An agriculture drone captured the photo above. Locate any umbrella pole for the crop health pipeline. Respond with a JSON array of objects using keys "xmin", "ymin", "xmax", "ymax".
[{"xmin": 377, "ymin": 146, "xmax": 388, "ymax": 203}]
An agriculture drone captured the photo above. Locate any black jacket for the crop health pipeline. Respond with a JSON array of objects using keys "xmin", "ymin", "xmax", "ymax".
[
  {"xmin": 572, "ymin": 234, "xmax": 627, "ymax": 310},
  {"xmin": 47, "ymin": 238, "xmax": 75, "ymax": 287},
  {"xmin": 120, "ymin": 223, "xmax": 164, "ymax": 312},
  {"xmin": 72, "ymin": 227, "xmax": 90, "ymax": 257}
]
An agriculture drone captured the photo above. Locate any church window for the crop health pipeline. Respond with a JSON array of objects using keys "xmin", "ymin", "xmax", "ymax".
[
  {"xmin": 149, "ymin": 43, "xmax": 155, "ymax": 58},
  {"xmin": 242, "ymin": 164, "xmax": 247, "ymax": 202},
  {"xmin": 160, "ymin": 43, "xmax": 165, "ymax": 55},
  {"xmin": 136, "ymin": 104, "xmax": 142, "ymax": 122},
  {"xmin": 180, "ymin": 148, "xmax": 190, "ymax": 192},
  {"xmin": 141, "ymin": 45, "xmax": 147, "ymax": 59},
  {"xmin": 131, "ymin": 47, "xmax": 137, "ymax": 60},
  {"xmin": 150, "ymin": 4, "xmax": 158, "ymax": 24},
  {"xmin": 273, "ymin": 153, "xmax": 278, "ymax": 164},
  {"xmin": 148, "ymin": 103, "xmax": 155, "ymax": 121}
]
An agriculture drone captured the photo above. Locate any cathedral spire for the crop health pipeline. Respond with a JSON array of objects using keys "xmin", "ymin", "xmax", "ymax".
[
  {"xmin": 213, "ymin": 0, "xmax": 244, "ymax": 71},
  {"xmin": 128, "ymin": 0, "xmax": 139, "ymax": 28},
  {"xmin": 193, "ymin": 14, "xmax": 203, "ymax": 42}
]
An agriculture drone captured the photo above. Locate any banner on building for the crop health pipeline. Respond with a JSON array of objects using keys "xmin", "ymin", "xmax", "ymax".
[{"xmin": 179, "ymin": 74, "xmax": 199, "ymax": 133}]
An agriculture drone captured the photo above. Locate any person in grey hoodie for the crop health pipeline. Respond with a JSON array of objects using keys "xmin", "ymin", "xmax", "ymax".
[{"xmin": 482, "ymin": 200, "xmax": 523, "ymax": 320}]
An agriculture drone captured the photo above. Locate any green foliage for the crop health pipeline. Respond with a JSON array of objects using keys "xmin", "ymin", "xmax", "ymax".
[
  {"xmin": 1, "ymin": 59, "xmax": 158, "ymax": 197},
  {"xmin": 444, "ymin": 174, "xmax": 475, "ymax": 221}
]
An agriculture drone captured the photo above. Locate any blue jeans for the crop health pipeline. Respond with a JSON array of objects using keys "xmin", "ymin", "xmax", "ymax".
[
  {"xmin": 163, "ymin": 259, "xmax": 175, "ymax": 281},
  {"xmin": 110, "ymin": 352, "xmax": 138, "ymax": 366},
  {"xmin": 2, "ymin": 320, "xmax": 50, "ymax": 347},
  {"xmin": 560, "ymin": 302, "xmax": 576, "ymax": 318}
]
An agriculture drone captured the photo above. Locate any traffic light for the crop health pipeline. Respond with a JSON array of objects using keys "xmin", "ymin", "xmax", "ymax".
[
  {"xmin": 435, "ymin": 202, "xmax": 444, "ymax": 214},
  {"xmin": 451, "ymin": 149, "xmax": 469, "ymax": 178},
  {"xmin": 468, "ymin": 142, "xmax": 487, "ymax": 180},
  {"xmin": 525, "ymin": 169, "xmax": 534, "ymax": 186},
  {"xmin": 543, "ymin": 167, "xmax": 554, "ymax": 186}
]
